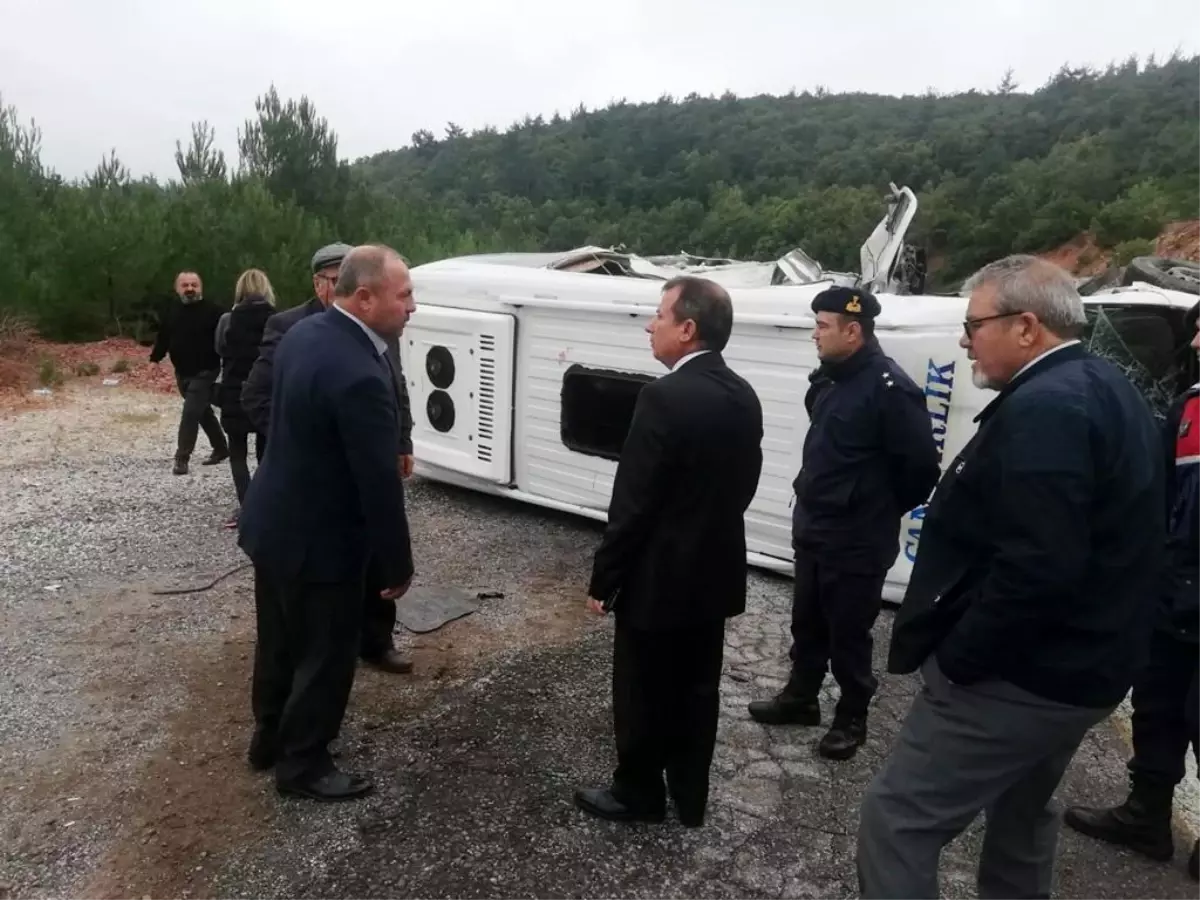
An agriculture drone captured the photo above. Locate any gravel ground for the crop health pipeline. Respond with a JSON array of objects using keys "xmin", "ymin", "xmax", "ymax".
[{"xmin": 0, "ymin": 381, "xmax": 1196, "ymax": 899}]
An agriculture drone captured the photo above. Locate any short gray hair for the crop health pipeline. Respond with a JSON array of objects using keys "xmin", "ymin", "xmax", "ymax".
[
  {"xmin": 333, "ymin": 244, "xmax": 404, "ymax": 298},
  {"xmin": 961, "ymin": 254, "xmax": 1086, "ymax": 338}
]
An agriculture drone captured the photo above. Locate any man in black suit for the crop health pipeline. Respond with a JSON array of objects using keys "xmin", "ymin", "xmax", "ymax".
[
  {"xmin": 241, "ymin": 242, "xmax": 416, "ymax": 676},
  {"xmin": 237, "ymin": 244, "xmax": 417, "ymax": 802},
  {"xmin": 575, "ymin": 275, "xmax": 764, "ymax": 828}
]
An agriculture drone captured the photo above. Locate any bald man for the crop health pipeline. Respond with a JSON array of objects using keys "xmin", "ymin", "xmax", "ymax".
[
  {"xmin": 150, "ymin": 271, "xmax": 229, "ymax": 475},
  {"xmin": 238, "ymin": 245, "xmax": 419, "ymax": 802}
]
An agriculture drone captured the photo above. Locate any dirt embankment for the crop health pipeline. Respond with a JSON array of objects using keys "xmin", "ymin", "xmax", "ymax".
[
  {"xmin": 1041, "ymin": 220, "xmax": 1200, "ymax": 276},
  {"xmin": 0, "ymin": 318, "xmax": 176, "ymax": 415}
]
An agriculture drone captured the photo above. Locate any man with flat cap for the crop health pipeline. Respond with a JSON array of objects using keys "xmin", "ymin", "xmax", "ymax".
[
  {"xmin": 241, "ymin": 242, "xmax": 416, "ymax": 676},
  {"xmin": 748, "ymin": 286, "xmax": 940, "ymax": 759}
]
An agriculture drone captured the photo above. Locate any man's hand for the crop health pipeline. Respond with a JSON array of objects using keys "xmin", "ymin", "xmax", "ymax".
[
  {"xmin": 399, "ymin": 454, "xmax": 415, "ymax": 479},
  {"xmin": 381, "ymin": 578, "xmax": 412, "ymax": 600},
  {"xmin": 586, "ymin": 596, "xmax": 607, "ymax": 615}
]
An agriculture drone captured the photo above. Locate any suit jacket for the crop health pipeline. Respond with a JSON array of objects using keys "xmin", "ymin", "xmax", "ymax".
[
  {"xmin": 241, "ymin": 297, "xmax": 414, "ymax": 453},
  {"xmin": 237, "ymin": 309, "xmax": 415, "ymax": 588},
  {"xmin": 587, "ymin": 351, "xmax": 764, "ymax": 631}
]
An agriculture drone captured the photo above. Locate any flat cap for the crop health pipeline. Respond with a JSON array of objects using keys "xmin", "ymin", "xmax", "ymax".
[
  {"xmin": 812, "ymin": 286, "xmax": 881, "ymax": 319},
  {"xmin": 311, "ymin": 242, "xmax": 353, "ymax": 273}
]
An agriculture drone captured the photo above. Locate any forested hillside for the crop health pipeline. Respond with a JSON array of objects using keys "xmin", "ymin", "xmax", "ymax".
[
  {"xmin": 358, "ymin": 54, "xmax": 1199, "ymax": 279},
  {"xmin": 0, "ymin": 54, "xmax": 1196, "ymax": 342}
]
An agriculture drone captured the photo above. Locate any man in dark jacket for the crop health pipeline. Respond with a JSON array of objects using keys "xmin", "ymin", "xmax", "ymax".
[
  {"xmin": 575, "ymin": 275, "xmax": 764, "ymax": 828},
  {"xmin": 150, "ymin": 270, "xmax": 229, "ymax": 475},
  {"xmin": 856, "ymin": 255, "xmax": 1166, "ymax": 899},
  {"xmin": 1063, "ymin": 300, "xmax": 1200, "ymax": 882},
  {"xmin": 241, "ymin": 243, "xmax": 416, "ymax": 676},
  {"xmin": 238, "ymin": 244, "xmax": 416, "ymax": 801},
  {"xmin": 748, "ymin": 286, "xmax": 940, "ymax": 760}
]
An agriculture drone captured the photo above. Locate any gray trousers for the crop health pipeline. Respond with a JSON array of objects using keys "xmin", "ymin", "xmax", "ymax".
[
  {"xmin": 174, "ymin": 370, "xmax": 227, "ymax": 461},
  {"xmin": 857, "ymin": 656, "xmax": 1114, "ymax": 899}
]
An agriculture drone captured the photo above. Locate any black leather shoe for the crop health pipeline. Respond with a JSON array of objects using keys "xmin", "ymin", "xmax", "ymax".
[
  {"xmin": 277, "ymin": 768, "xmax": 373, "ymax": 802},
  {"xmin": 573, "ymin": 787, "xmax": 665, "ymax": 824},
  {"xmin": 1063, "ymin": 785, "xmax": 1176, "ymax": 862},
  {"xmin": 818, "ymin": 717, "xmax": 867, "ymax": 760},
  {"xmin": 201, "ymin": 449, "xmax": 229, "ymax": 466},
  {"xmin": 172, "ymin": 458, "xmax": 188, "ymax": 475},
  {"xmin": 247, "ymin": 728, "xmax": 277, "ymax": 771},
  {"xmin": 747, "ymin": 693, "xmax": 821, "ymax": 726},
  {"xmin": 362, "ymin": 648, "xmax": 414, "ymax": 674}
]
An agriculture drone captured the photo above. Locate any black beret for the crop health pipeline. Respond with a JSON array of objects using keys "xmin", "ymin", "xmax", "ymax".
[{"xmin": 811, "ymin": 286, "xmax": 881, "ymax": 319}]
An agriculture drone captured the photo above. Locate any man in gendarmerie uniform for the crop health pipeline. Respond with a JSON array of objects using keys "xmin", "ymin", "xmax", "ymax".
[
  {"xmin": 1063, "ymin": 299, "xmax": 1200, "ymax": 882},
  {"xmin": 747, "ymin": 286, "xmax": 940, "ymax": 760}
]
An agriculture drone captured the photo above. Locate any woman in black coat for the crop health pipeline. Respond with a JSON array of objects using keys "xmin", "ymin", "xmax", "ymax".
[{"xmin": 215, "ymin": 268, "xmax": 276, "ymax": 525}]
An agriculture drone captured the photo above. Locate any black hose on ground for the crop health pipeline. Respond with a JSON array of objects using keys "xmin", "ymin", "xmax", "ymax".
[{"xmin": 150, "ymin": 562, "xmax": 253, "ymax": 595}]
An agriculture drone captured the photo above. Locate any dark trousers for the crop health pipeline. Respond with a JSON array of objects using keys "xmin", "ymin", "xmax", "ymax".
[
  {"xmin": 360, "ymin": 553, "xmax": 398, "ymax": 660},
  {"xmin": 251, "ymin": 563, "xmax": 365, "ymax": 783},
  {"xmin": 1128, "ymin": 628, "xmax": 1200, "ymax": 789},
  {"xmin": 227, "ymin": 429, "xmax": 266, "ymax": 505},
  {"xmin": 788, "ymin": 550, "xmax": 886, "ymax": 719},
  {"xmin": 611, "ymin": 619, "xmax": 726, "ymax": 819},
  {"xmin": 174, "ymin": 370, "xmax": 227, "ymax": 461},
  {"xmin": 857, "ymin": 657, "xmax": 1112, "ymax": 899}
]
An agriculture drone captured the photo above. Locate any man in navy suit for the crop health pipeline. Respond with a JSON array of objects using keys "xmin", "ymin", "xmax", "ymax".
[{"xmin": 238, "ymin": 244, "xmax": 417, "ymax": 802}]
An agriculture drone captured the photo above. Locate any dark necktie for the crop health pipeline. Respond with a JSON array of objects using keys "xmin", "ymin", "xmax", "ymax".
[{"xmin": 378, "ymin": 349, "xmax": 401, "ymax": 412}]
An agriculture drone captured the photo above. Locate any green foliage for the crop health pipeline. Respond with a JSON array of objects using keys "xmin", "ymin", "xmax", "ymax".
[
  {"xmin": 357, "ymin": 52, "xmax": 1199, "ymax": 285},
  {"xmin": 37, "ymin": 356, "xmax": 62, "ymax": 387},
  {"xmin": 0, "ymin": 86, "xmax": 486, "ymax": 341},
  {"xmin": 0, "ymin": 54, "xmax": 1197, "ymax": 343},
  {"xmin": 1112, "ymin": 238, "xmax": 1156, "ymax": 266}
]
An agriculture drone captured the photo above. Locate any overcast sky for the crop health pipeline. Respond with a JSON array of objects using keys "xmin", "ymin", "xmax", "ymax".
[{"xmin": 2, "ymin": 0, "xmax": 1196, "ymax": 181}]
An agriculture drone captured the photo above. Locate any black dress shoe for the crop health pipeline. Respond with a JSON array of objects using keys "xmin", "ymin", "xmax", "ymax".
[
  {"xmin": 277, "ymin": 768, "xmax": 373, "ymax": 802},
  {"xmin": 573, "ymin": 787, "xmax": 665, "ymax": 823},
  {"xmin": 201, "ymin": 449, "xmax": 229, "ymax": 466},
  {"xmin": 818, "ymin": 716, "xmax": 867, "ymax": 760},
  {"xmin": 362, "ymin": 648, "xmax": 414, "ymax": 674}
]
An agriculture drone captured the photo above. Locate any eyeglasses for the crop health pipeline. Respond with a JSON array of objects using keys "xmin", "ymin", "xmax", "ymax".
[{"xmin": 962, "ymin": 311, "xmax": 1023, "ymax": 339}]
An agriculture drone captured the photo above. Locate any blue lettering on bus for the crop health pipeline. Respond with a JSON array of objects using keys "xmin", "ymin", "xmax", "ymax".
[{"xmin": 903, "ymin": 358, "xmax": 956, "ymax": 563}]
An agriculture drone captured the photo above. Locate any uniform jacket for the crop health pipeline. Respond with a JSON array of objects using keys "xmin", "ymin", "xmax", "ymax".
[
  {"xmin": 792, "ymin": 338, "xmax": 941, "ymax": 573},
  {"xmin": 1160, "ymin": 383, "xmax": 1199, "ymax": 642},
  {"xmin": 241, "ymin": 297, "xmax": 414, "ymax": 454},
  {"xmin": 587, "ymin": 351, "xmax": 764, "ymax": 631},
  {"xmin": 887, "ymin": 343, "xmax": 1166, "ymax": 710},
  {"xmin": 149, "ymin": 296, "xmax": 223, "ymax": 378},
  {"xmin": 237, "ymin": 309, "xmax": 414, "ymax": 588}
]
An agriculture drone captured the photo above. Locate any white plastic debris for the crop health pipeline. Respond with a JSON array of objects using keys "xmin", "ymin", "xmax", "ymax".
[
  {"xmin": 44, "ymin": 584, "xmax": 62, "ymax": 592},
  {"xmin": 101, "ymin": 377, "xmax": 120, "ymax": 386},
  {"xmin": 32, "ymin": 388, "xmax": 52, "ymax": 396}
]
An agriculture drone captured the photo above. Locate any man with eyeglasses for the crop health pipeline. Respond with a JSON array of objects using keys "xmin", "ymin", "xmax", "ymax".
[
  {"xmin": 856, "ymin": 255, "xmax": 1166, "ymax": 899},
  {"xmin": 241, "ymin": 242, "xmax": 416, "ymax": 678}
]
